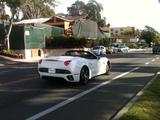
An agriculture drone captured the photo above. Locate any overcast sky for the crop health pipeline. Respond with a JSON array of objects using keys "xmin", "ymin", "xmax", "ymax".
[{"xmin": 55, "ymin": 0, "xmax": 160, "ymax": 32}]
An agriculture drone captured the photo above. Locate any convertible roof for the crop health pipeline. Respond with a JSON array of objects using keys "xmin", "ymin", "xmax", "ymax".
[{"xmin": 66, "ymin": 49, "xmax": 89, "ymax": 52}]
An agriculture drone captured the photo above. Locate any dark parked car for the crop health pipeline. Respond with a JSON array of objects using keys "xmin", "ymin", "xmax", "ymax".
[{"xmin": 152, "ymin": 43, "xmax": 160, "ymax": 54}]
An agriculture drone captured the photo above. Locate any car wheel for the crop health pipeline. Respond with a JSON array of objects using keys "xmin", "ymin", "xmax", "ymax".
[
  {"xmin": 105, "ymin": 62, "xmax": 111, "ymax": 75},
  {"xmin": 79, "ymin": 66, "xmax": 89, "ymax": 85}
]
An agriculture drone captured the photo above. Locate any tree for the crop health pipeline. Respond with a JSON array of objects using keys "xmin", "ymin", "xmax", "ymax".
[
  {"xmin": 144, "ymin": 26, "xmax": 158, "ymax": 34},
  {"xmin": 84, "ymin": 0, "xmax": 103, "ymax": 22},
  {"xmin": 0, "ymin": 1, "xmax": 5, "ymax": 20},
  {"xmin": 41, "ymin": 4, "xmax": 55, "ymax": 18},
  {"xmin": 154, "ymin": 34, "xmax": 160, "ymax": 43},
  {"xmin": 67, "ymin": 0, "xmax": 106, "ymax": 27},
  {"xmin": 97, "ymin": 19, "xmax": 106, "ymax": 27},
  {"xmin": 0, "ymin": 1, "xmax": 10, "ymax": 21},
  {"xmin": 67, "ymin": 1, "xmax": 85, "ymax": 16},
  {"xmin": 21, "ymin": 0, "xmax": 55, "ymax": 19},
  {"xmin": 3, "ymin": 0, "xmax": 56, "ymax": 49},
  {"xmin": 5, "ymin": 0, "xmax": 26, "ymax": 49},
  {"xmin": 123, "ymin": 27, "xmax": 136, "ymax": 36},
  {"xmin": 140, "ymin": 26, "xmax": 158, "ymax": 47}
]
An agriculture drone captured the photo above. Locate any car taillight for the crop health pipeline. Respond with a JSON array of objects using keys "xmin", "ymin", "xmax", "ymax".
[
  {"xmin": 38, "ymin": 59, "xmax": 42, "ymax": 64},
  {"xmin": 64, "ymin": 60, "xmax": 71, "ymax": 66}
]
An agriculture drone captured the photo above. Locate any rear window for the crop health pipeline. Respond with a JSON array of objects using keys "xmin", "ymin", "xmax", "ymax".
[{"xmin": 93, "ymin": 46, "xmax": 100, "ymax": 49}]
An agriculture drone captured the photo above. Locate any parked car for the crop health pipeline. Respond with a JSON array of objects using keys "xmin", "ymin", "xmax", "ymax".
[
  {"xmin": 117, "ymin": 45, "xmax": 129, "ymax": 53},
  {"xmin": 109, "ymin": 43, "xmax": 129, "ymax": 53},
  {"xmin": 38, "ymin": 50, "xmax": 111, "ymax": 85},
  {"xmin": 152, "ymin": 43, "xmax": 160, "ymax": 54},
  {"xmin": 91, "ymin": 45, "xmax": 106, "ymax": 55}
]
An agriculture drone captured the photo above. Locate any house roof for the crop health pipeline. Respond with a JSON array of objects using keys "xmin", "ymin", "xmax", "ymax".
[
  {"xmin": 52, "ymin": 16, "xmax": 73, "ymax": 22},
  {"xmin": 14, "ymin": 18, "xmax": 50, "ymax": 25},
  {"xmin": 14, "ymin": 15, "xmax": 86, "ymax": 26}
]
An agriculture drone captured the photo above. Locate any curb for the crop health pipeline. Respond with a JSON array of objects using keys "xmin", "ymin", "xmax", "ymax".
[
  {"xmin": 0, "ymin": 55, "xmax": 40, "ymax": 63},
  {"xmin": 111, "ymin": 72, "xmax": 160, "ymax": 120}
]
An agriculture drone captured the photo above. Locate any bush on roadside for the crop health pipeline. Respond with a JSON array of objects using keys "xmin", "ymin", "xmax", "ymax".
[
  {"xmin": 45, "ymin": 36, "xmax": 110, "ymax": 49},
  {"xmin": 0, "ymin": 49, "xmax": 24, "ymax": 59},
  {"xmin": 2, "ymin": 49, "xmax": 16, "ymax": 54},
  {"xmin": 127, "ymin": 43, "xmax": 139, "ymax": 49}
]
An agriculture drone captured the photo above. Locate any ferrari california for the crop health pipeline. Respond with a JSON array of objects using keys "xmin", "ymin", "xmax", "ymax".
[{"xmin": 38, "ymin": 50, "xmax": 111, "ymax": 84}]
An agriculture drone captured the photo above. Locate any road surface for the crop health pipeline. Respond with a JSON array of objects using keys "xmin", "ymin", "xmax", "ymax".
[{"xmin": 0, "ymin": 50, "xmax": 159, "ymax": 120}]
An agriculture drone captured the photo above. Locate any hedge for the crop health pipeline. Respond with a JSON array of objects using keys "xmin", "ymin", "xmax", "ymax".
[{"xmin": 45, "ymin": 36, "xmax": 110, "ymax": 49}]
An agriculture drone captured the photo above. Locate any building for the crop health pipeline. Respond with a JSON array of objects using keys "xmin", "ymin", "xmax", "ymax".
[
  {"xmin": 15, "ymin": 15, "xmax": 86, "ymax": 35},
  {"xmin": 11, "ymin": 16, "xmax": 110, "ymax": 58},
  {"xmin": 12, "ymin": 18, "xmax": 65, "ymax": 59},
  {"xmin": 109, "ymin": 27, "xmax": 138, "ymax": 43}
]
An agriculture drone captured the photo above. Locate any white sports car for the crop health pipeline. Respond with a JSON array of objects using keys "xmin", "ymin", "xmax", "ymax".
[{"xmin": 38, "ymin": 50, "xmax": 111, "ymax": 84}]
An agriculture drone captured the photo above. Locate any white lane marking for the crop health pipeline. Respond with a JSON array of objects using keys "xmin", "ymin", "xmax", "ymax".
[
  {"xmin": 145, "ymin": 62, "xmax": 150, "ymax": 65},
  {"xmin": 25, "ymin": 67, "xmax": 140, "ymax": 120},
  {"xmin": 151, "ymin": 59, "xmax": 155, "ymax": 62},
  {"xmin": 156, "ymin": 57, "xmax": 159, "ymax": 59}
]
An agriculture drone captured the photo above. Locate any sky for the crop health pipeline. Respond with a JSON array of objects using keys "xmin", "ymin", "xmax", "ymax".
[{"xmin": 55, "ymin": 0, "xmax": 160, "ymax": 32}]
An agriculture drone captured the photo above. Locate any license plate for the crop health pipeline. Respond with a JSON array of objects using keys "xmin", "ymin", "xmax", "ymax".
[{"xmin": 49, "ymin": 68, "xmax": 55, "ymax": 73}]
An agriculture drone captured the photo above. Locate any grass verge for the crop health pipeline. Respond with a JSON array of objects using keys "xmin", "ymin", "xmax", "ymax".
[{"xmin": 119, "ymin": 75, "xmax": 160, "ymax": 120}]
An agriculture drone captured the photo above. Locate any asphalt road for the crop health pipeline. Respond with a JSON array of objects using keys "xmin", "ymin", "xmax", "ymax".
[{"xmin": 0, "ymin": 50, "xmax": 159, "ymax": 120}]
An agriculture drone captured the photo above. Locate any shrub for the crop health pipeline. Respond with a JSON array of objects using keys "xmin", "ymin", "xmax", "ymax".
[
  {"xmin": 0, "ymin": 49, "xmax": 24, "ymax": 59},
  {"xmin": 127, "ymin": 43, "xmax": 139, "ymax": 49},
  {"xmin": 2, "ymin": 49, "xmax": 16, "ymax": 54},
  {"xmin": 46, "ymin": 36, "xmax": 110, "ymax": 49}
]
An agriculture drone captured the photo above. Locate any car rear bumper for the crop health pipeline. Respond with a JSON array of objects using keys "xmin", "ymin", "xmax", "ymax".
[{"xmin": 38, "ymin": 71, "xmax": 80, "ymax": 82}]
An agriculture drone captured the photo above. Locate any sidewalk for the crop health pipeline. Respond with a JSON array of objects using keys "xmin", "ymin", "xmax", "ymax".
[
  {"xmin": 0, "ymin": 55, "xmax": 41, "ymax": 63},
  {"xmin": 129, "ymin": 48, "xmax": 152, "ymax": 52}
]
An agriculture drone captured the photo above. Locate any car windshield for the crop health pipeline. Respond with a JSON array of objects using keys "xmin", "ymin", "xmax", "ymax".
[{"xmin": 64, "ymin": 50, "xmax": 97, "ymax": 59}]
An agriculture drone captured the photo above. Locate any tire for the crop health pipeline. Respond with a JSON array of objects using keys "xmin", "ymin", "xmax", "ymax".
[
  {"xmin": 79, "ymin": 66, "xmax": 89, "ymax": 85},
  {"xmin": 105, "ymin": 62, "xmax": 111, "ymax": 75}
]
